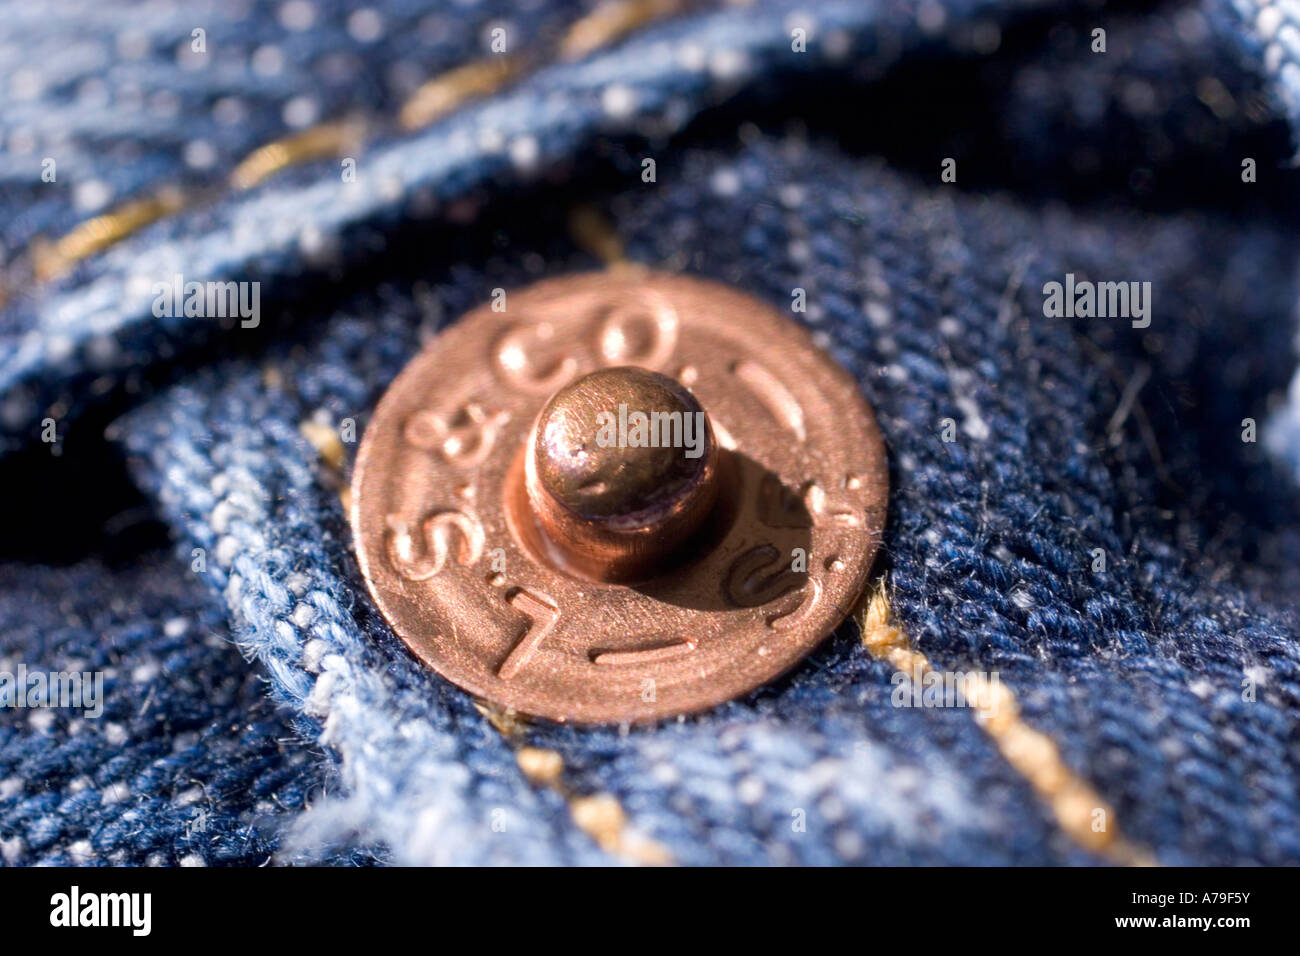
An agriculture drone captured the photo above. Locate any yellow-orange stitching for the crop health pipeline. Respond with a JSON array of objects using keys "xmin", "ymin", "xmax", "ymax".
[
  {"xmin": 567, "ymin": 204, "xmax": 636, "ymax": 268},
  {"xmin": 568, "ymin": 792, "xmax": 672, "ymax": 864},
  {"xmin": 298, "ymin": 412, "xmax": 355, "ymax": 513},
  {"xmin": 17, "ymin": 2, "xmax": 696, "ymax": 290},
  {"xmin": 857, "ymin": 579, "xmax": 1157, "ymax": 866},
  {"xmin": 32, "ymin": 187, "xmax": 188, "ymax": 281},
  {"xmin": 299, "ymin": 419, "xmax": 347, "ymax": 471},
  {"xmin": 560, "ymin": 0, "xmax": 684, "ymax": 61},
  {"xmin": 516, "ymin": 745, "xmax": 566, "ymax": 786},
  {"xmin": 398, "ymin": 57, "xmax": 521, "ymax": 131},
  {"xmin": 475, "ymin": 703, "xmax": 673, "ymax": 864},
  {"xmin": 231, "ymin": 118, "xmax": 368, "ymax": 190}
]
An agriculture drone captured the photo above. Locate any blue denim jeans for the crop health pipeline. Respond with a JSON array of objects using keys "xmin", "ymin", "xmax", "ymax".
[{"xmin": 3, "ymin": 0, "xmax": 1300, "ymax": 865}]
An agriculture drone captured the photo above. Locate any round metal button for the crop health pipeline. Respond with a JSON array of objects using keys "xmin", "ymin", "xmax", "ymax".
[
  {"xmin": 523, "ymin": 365, "xmax": 721, "ymax": 584},
  {"xmin": 351, "ymin": 271, "xmax": 888, "ymax": 723}
]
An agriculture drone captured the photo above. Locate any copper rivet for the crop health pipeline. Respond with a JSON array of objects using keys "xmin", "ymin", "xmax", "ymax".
[
  {"xmin": 522, "ymin": 365, "xmax": 720, "ymax": 583},
  {"xmin": 351, "ymin": 272, "xmax": 888, "ymax": 723}
]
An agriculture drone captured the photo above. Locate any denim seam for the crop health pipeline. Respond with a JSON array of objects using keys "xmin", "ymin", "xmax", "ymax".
[
  {"xmin": 857, "ymin": 577, "xmax": 1158, "ymax": 866},
  {"xmin": 0, "ymin": 0, "xmax": 1057, "ymax": 459},
  {"xmin": 18, "ymin": 0, "xmax": 698, "ymax": 289},
  {"xmin": 483, "ymin": 705, "xmax": 675, "ymax": 865}
]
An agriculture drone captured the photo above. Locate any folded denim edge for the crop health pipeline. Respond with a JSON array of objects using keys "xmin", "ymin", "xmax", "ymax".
[
  {"xmin": 114, "ymin": 383, "xmax": 622, "ymax": 865},
  {"xmin": 0, "ymin": 0, "xmax": 1065, "ymax": 458}
]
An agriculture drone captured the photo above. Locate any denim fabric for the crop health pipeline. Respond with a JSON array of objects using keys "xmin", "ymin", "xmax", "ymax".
[
  {"xmin": 0, "ymin": 550, "xmax": 341, "ymax": 865},
  {"xmin": 5, "ymin": 0, "xmax": 1300, "ymax": 865},
  {"xmin": 0, "ymin": 0, "xmax": 1054, "ymax": 457},
  {"xmin": 0, "ymin": 0, "xmax": 595, "ymax": 258}
]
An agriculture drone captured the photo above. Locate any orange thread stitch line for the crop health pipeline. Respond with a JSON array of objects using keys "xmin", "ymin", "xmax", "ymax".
[
  {"xmin": 567, "ymin": 204, "xmax": 633, "ymax": 267},
  {"xmin": 857, "ymin": 580, "xmax": 1157, "ymax": 866},
  {"xmin": 32, "ymin": 187, "xmax": 187, "ymax": 282},
  {"xmin": 399, "ymin": 0, "xmax": 693, "ymax": 127},
  {"xmin": 231, "ymin": 117, "xmax": 369, "ymax": 190},
  {"xmin": 17, "ymin": 0, "xmax": 696, "ymax": 288},
  {"xmin": 398, "ymin": 57, "xmax": 523, "ymax": 130},
  {"xmin": 560, "ymin": 0, "xmax": 685, "ymax": 61},
  {"xmin": 475, "ymin": 704, "xmax": 674, "ymax": 865}
]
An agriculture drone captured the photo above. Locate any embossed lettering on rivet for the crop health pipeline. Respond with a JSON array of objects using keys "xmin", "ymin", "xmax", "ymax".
[{"xmin": 351, "ymin": 272, "xmax": 888, "ymax": 723}]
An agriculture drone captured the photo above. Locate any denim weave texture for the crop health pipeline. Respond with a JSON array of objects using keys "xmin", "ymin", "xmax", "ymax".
[{"xmin": 2, "ymin": 0, "xmax": 1300, "ymax": 865}]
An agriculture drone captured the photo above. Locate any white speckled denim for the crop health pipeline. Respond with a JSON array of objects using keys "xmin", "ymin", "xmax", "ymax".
[{"xmin": 4, "ymin": 0, "xmax": 1300, "ymax": 865}]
